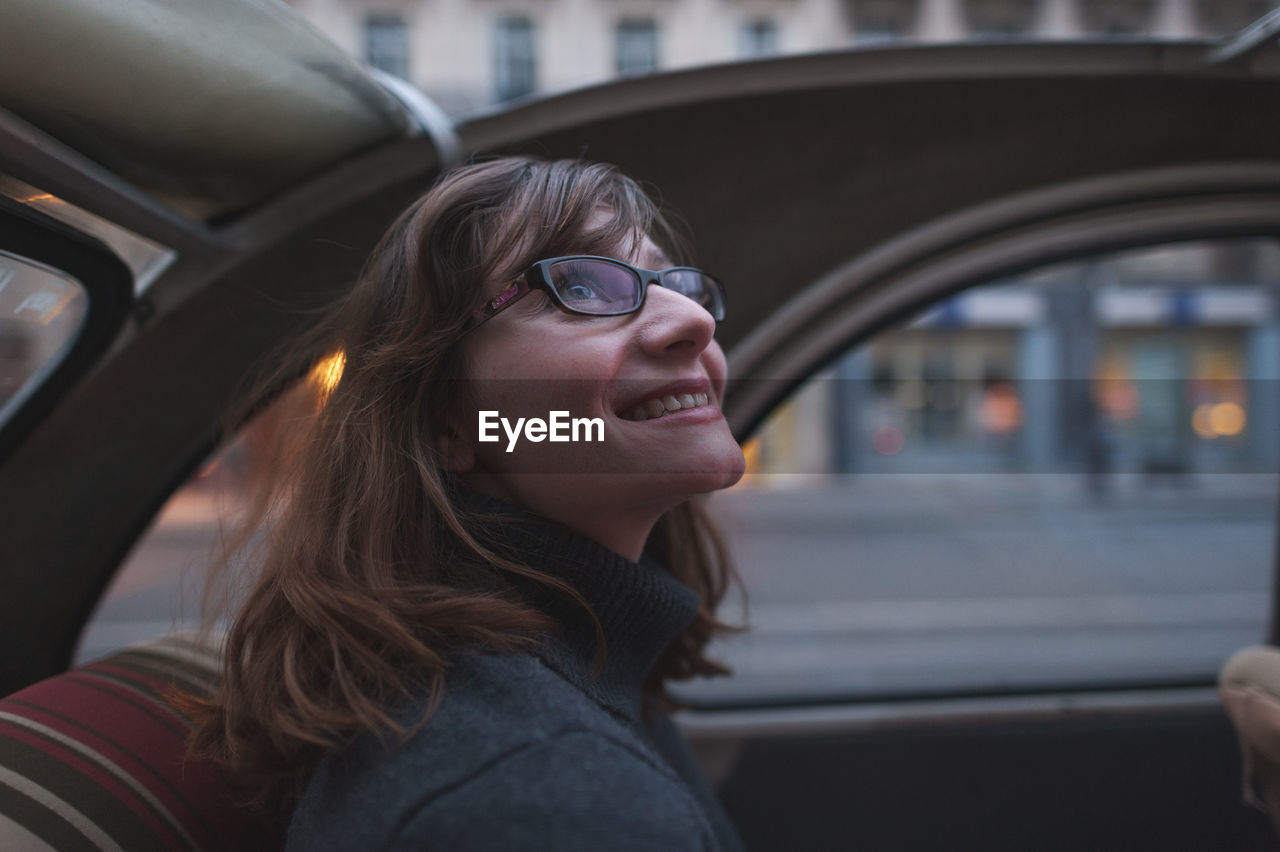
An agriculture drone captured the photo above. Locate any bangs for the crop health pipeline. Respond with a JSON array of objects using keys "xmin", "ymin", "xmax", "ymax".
[{"xmin": 479, "ymin": 160, "xmax": 690, "ymax": 284}]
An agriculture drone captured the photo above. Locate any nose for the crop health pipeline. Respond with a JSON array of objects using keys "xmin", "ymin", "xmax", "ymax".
[{"xmin": 635, "ymin": 280, "xmax": 717, "ymax": 358}]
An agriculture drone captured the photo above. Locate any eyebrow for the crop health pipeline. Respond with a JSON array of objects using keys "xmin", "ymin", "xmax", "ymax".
[{"xmin": 645, "ymin": 248, "xmax": 674, "ymax": 269}]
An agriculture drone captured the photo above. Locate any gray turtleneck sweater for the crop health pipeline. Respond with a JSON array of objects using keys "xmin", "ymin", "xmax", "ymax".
[{"xmin": 286, "ymin": 496, "xmax": 745, "ymax": 852}]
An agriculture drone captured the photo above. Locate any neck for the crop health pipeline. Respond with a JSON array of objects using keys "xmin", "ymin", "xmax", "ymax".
[
  {"xmin": 450, "ymin": 484, "xmax": 701, "ymax": 720},
  {"xmin": 461, "ymin": 475, "xmax": 677, "ymax": 561}
]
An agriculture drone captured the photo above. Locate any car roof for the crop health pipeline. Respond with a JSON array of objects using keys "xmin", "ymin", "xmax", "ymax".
[
  {"xmin": 2, "ymin": 0, "xmax": 1280, "ymax": 689},
  {"xmin": 1, "ymin": 0, "xmax": 411, "ymax": 221}
]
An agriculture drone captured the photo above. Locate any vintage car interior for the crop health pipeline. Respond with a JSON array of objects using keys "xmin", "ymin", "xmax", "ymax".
[{"xmin": 3, "ymin": 0, "xmax": 1280, "ymax": 848}]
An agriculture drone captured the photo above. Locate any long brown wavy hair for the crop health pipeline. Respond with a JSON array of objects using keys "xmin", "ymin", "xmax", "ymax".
[{"xmin": 182, "ymin": 157, "xmax": 741, "ymax": 810}]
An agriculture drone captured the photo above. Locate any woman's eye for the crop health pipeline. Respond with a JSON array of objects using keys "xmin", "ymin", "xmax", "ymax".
[{"xmin": 562, "ymin": 281, "xmax": 599, "ymax": 303}]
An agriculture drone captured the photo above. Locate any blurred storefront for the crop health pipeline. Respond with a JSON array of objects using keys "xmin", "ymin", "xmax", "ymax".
[{"xmin": 750, "ymin": 238, "xmax": 1280, "ymax": 478}]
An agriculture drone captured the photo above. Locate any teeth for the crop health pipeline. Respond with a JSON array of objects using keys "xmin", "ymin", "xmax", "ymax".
[{"xmin": 623, "ymin": 392, "xmax": 713, "ymax": 422}]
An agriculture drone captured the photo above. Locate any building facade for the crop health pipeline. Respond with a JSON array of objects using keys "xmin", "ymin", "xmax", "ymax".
[{"xmin": 288, "ymin": 0, "xmax": 1273, "ymax": 115}]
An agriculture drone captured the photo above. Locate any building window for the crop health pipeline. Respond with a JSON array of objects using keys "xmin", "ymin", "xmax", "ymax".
[
  {"xmin": 616, "ymin": 19, "xmax": 659, "ymax": 76},
  {"xmin": 364, "ymin": 14, "xmax": 409, "ymax": 79},
  {"xmin": 1080, "ymin": 0, "xmax": 1154, "ymax": 35},
  {"xmin": 739, "ymin": 18, "xmax": 780, "ymax": 56},
  {"xmin": 494, "ymin": 15, "xmax": 537, "ymax": 102},
  {"xmin": 967, "ymin": 0, "xmax": 1035, "ymax": 37},
  {"xmin": 853, "ymin": 0, "xmax": 912, "ymax": 43}
]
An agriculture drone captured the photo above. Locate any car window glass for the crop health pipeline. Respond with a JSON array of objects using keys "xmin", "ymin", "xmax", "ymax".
[
  {"xmin": 81, "ymin": 238, "xmax": 1280, "ymax": 705},
  {"xmin": 74, "ymin": 365, "xmax": 336, "ymax": 663},
  {"xmin": 0, "ymin": 250, "xmax": 88, "ymax": 427},
  {"xmin": 683, "ymin": 237, "xmax": 1280, "ymax": 707}
]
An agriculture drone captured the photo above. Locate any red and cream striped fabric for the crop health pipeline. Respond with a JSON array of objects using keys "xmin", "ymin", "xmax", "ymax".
[{"xmin": 0, "ymin": 635, "xmax": 286, "ymax": 851}]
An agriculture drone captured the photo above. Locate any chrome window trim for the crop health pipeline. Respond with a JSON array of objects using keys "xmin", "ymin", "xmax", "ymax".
[
  {"xmin": 368, "ymin": 69, "xmax": 463, "ymax": 170},
  {"xmin": 675, "ymin": 685, "xmax": 1222, "ymax": 741},
  {"xmin": 0, "ymin": 175, "xmax": 175, "ymax": 296},
  {"xmin": 0, "ymin": 109, "xmax": 221, "ymax": 259},
  {"xmin": 1208, "ymin": 5, "xmax": 1280, "ymax": 65}
]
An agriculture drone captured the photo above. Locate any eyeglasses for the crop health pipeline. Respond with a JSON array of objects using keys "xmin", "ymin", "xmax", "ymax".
[{"xmin": 468, "ymin": 255, "xmax": 726, "ymax": 332}]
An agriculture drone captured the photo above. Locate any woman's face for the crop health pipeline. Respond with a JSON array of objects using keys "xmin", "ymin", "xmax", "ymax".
[{"xmin": 450, "ymin": 224, "xmax": 745, "ymax": 558}]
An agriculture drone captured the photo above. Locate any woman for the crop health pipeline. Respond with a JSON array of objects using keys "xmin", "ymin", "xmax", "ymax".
[{"xmin": 187, "ymin": 156, "xmax": 748, "ymax": 850}]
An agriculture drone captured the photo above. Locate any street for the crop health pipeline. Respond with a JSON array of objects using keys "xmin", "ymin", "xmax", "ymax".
[
  {"xmin": 687, "ymin": 472, "xmax": 1275, "ymax": 703},
  {"xmin": 80, "ymin": 473, "xmax": 1278, "ymax": 706}
]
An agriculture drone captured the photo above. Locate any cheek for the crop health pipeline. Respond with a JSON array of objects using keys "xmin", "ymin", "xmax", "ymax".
[
  {"xmin": 465, "ymin": 354, "xmax": 614, "ymax": 425},
  {"xmin": 703, "ymin": 341, "xmax": 730, "ymax": 393}
]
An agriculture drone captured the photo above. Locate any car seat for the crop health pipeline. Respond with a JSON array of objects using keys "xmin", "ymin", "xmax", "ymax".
[{"xmin": 0, "ymin": 634, "xmax": 286, "ymax": 850}]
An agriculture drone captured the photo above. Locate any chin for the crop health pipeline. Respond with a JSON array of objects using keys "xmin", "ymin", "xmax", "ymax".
[{"xmin": 659, "ymin": 448, "xmax": 747, "ymax": 497}]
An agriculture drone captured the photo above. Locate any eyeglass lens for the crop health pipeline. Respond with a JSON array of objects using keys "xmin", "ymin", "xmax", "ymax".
[
  {"xmin": 547, "ymin": 259, "xmax": 641, "ymax": 314},
  {"xmin": 662, "ymin": 269, "xmax": 724, "ymax": 319},
  {"xmin": 546, "ymin": 259, "xmax": 722, "ymax": 319}
]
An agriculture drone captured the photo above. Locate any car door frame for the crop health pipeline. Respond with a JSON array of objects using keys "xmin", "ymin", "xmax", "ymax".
[{"xmin": 673, "ymin": 162, "xmax": 1280, "ymax": 850}]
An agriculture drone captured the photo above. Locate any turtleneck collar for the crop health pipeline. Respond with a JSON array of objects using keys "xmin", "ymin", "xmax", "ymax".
[{"xmin": 452, "ymin": 486, "xmax": 700, "ymax": 723}]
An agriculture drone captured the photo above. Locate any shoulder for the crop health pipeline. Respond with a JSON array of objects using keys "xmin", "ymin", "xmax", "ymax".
[
  {"xmin": 287, "ymin": 652, "xmax": 713, "ymax": 851},
  {"xmin": 388, "ymin": 729, "xmax": 715, "ymax": 851}
]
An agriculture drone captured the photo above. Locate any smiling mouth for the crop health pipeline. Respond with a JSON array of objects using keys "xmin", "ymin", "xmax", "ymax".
[{"xmin": 620, "ymin": 392, "xmax": 711, "ymax": 421}]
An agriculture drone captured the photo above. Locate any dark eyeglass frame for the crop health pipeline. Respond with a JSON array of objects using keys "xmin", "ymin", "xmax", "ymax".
[{"xmin": 467, "ymin": 255, "xmax": 726, "ymax": 333}]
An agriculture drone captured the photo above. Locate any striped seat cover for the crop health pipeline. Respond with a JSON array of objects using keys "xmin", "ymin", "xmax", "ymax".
[{"xmin": 0, "ymin": 635, "xmax": 286, "ymax": 851}]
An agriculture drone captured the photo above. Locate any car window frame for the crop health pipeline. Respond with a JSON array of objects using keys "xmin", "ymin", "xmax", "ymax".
[{"xmin": 710, "ymin": 164, "xmax": 1280, "ymax": 707}]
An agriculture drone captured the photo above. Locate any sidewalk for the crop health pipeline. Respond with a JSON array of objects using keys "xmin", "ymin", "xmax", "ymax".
[{"xmin": 713, "ymin": 471, "xmax": 1278, "ymax": 527}]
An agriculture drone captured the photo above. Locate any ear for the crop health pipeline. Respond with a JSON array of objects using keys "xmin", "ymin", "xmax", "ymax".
[{"xmin": 435, "ymin": 418, "xmax": 476, "ymax": 474}]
